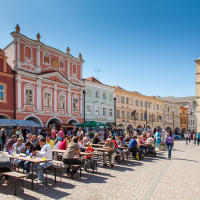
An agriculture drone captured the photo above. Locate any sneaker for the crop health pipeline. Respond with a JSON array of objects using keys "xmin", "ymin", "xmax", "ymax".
[
  {"xmin": 103, "ymin": 163, "xmax": 107, "ymax": 167},
  {"xmin": 34, "ymin": 178, "xmax": 38, "ymax": 181},
  {"xmin": 36, "ymin": 180, "xmax": 44, "ymax": 184},
  {"xmin": 111, "ymin": 164, "xmax": 114, "ymax": 168}
]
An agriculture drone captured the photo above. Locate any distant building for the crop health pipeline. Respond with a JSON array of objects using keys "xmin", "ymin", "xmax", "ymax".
[
  {"xmin": 155, "ymin": 96, "xmax": 196, "ymax": 133},
  {"xmin": 83, "ymin": 77, "xmax": 115, "ymax": 126},
  {"xmin": 180, "ymin": 106, "xmax": 188, "ymax": 134},
  {"xmin": 0, "ymin": 48, "xmax": 14, "ymax": 119},
  {"xmin": 3, "ymin": 25, "xmax": 84, "ymax": 127}
]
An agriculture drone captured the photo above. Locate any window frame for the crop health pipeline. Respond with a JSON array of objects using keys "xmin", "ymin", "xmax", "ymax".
[
  {"xmin": 103, "ymin": 92, "xmax": 106, "ymax": 100},
  {"xmin": 25, "ymin": 89, "xmax": 33, "ymax": 105},
  {"xmin": 44, "ymin": 92, "xmax": 51, "ymax": 108},
  {"xmin": 109, "ymin": 108, "xmax": 113, "ymax": 117},
  {"xmin": 121, "ymin": 96, "xmax": 124, "ymax": 104},
  {"xmin": 0, "ymin": 84, "xmax": 5, "ymax": 102},
  {"xmin": 95, "ymin": 91, "xmax": 99, "ymax": 99},
  {"xmin": 102, "ymin": 107, "xmax": 107, "ymax": 116},
  {"xmin": 95, "ymin": 105, "xmax": 100, "ymax": 116},
  {"xmin": 87, "ymin": 104, "xmax": 92, "ymax": 115}
]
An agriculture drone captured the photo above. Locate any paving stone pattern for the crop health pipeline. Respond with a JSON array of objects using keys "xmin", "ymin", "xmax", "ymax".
[{"xmin": 0, "ymin": 139, "xmax": 199, "ymax": 200}]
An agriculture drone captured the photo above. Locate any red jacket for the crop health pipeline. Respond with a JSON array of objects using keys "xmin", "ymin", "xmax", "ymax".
[{"xmin": 112, "ymin": 140, "xmax": 118, "ymax": 148}]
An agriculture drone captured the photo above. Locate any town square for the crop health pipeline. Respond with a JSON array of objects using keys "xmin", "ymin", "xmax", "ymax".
[{"xmin": 0, "ymin": 0, "xmax": 200, "ymax": 199}]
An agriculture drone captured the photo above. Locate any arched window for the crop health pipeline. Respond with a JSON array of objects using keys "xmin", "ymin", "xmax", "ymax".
[
  {"xmin": 25, "ymin": 46, "xmax": 31, "ymax": 59},
  {"xmin": 73, "ymin": 64, "xmax": 76, "ymax": 74}
]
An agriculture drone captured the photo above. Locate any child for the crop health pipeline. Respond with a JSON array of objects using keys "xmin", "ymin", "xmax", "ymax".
[{"xmin": 84, "ymin": 142, "xmax": 94, "ymax": 171}]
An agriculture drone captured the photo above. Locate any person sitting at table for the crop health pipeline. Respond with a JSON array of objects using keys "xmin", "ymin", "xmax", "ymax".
[
  {"xmin": 3, "ymin": 135, "xmax": 17, "ymax": 152},
  {"xmin": 115, "ymin": 134, "xmax": 119, "ymax": 142},
  {"xmin": 46, "ymin": 136, "xmax": 54, "ymax": 149},
  {"xmin": 26, "ymin": 133, "xmax": 32, "ymax": 142},
  {"xmin": 84, "ymin": 142, "xmax": 94, "ymax": 171},
  {"xmin": 62, "ymin": 136, "xmax": 82, "ymax": 177},
  {"xmin": 93, "ymin": 133, "xmax": 100, "ymax": 144},
  {"xmin": 33, "ymin": 135, "xmax": 44, "ymax": 151},
  {"xmin": 33, "ymin": 138, "xmax": 53, "ymax": 184},
  {"xmin": 59, "ymin": 136, "xmax": 68, "ymax": 150},
  {"xmin": 32, "ymin": 135, "xmax": 37, "ymax": 144},
  {"xmin": 12, "ymin": 138, "xmax": 25, "ymax": 168},
  {"xmin": 137, "ymin": 136, "xmax": 145, "ymax": 158},
  {"xmin": 103, "ymin": 138, "xmax": 116, "ymax": 168},
  {"xmin": 142, "ymin": 132, "xmax": 147, "ymax": 143},
  {"xmin": 78, "ymin": 136, "xmax": 85, "ymax": 152},
  {"xmin": 128, "ymin": 136, "xmax": 141, "ymax": 159},
  {"xmin": 117, "ymin": 136, "xmax": 127, "ymax": 162},
  {"xmin": 18, "ymin": 141, "xmax": 36, "ymax": 175},
  {"xmin": 98, "ymin": 133, "xmax": 102, "ymax": 142},
  {"xmin": 83, "ymin": 133, "xmax": 90, "ymax": 145},
  {"xmin": 54, "ymin": 137, "xmax": 62, "ymax": 149},
  {"xmin": 111, "ymin": 136, "xmax": 118, "ymax": 149}
]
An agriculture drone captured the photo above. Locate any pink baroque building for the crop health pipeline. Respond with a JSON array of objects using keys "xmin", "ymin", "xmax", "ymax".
[{"xmin": 4, "ymin": 25, "xmax": 84, "ymax": 127}]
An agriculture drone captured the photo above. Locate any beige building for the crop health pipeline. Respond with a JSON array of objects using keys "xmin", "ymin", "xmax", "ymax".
[
  {"xmin": 195, "ymin": 58, "xmax": 200, "ymax": 132},
  {"xmin": 114, "ymin": 87, "xmax": 164, "ymax": 132}
]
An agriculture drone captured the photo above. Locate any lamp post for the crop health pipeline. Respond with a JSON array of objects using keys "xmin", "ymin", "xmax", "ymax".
[
  {"xmin": 83, "ymin": 90, "xmax": 86, "ymax": 123},
  {"xmin": 145, "ymin": 101, "xmax": 152, "ymax": 131}
]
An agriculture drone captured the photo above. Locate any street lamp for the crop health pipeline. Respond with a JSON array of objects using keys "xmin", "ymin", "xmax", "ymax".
[{"xmin": 145, "ymin": 101, "xmax": 152, "ymax": 131}]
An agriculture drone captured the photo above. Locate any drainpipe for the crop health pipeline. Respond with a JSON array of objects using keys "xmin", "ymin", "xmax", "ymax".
[
  {"xmin": 114, "ymin": 98, "xmax": 116, "ymax": 126},
  {"xmin": 83, "ymin": 90, "xmax": 86, "ymax": 123},
  {"xmin": 13, "ymin": 70, "xmax": 17, "ymax": 119}
]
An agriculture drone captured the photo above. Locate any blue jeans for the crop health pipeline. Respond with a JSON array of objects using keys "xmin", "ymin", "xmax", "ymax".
[
  {"xmin": 185, "ymin": 138, "xmax": 188, "ymax": 144},
  {"xmin": 18, "ymin": 160, "xmax": 32, "ymax": 173},
  {"xmin": 166, "ymin": 143, "xmax": 173, "ymax": 158},
  {"xmin": 33, "ymin": 161, "xmax": 53, "ymax": 181},
  {"xmin": 194, "ymin": 138, "xmax": 196, "ymax": 145}
]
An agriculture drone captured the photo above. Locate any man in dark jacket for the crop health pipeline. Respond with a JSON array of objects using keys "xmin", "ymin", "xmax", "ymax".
[{"xmin": 33, "ymin": 135, "xmax": 44, "ymax": 151}]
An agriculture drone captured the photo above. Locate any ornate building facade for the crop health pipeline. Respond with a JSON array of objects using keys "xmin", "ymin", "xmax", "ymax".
[{"xmin": 4, "ymin": 25, "xmax": 84, "ymax": 127}]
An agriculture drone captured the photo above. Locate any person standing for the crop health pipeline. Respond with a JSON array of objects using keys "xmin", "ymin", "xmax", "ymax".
[
  {"xmin": 40, "ymin": 127, "xmax": 47, "ymax": 138},
  {"xmin": 154, "ymin": 129, "xmax": 162, "ymax": 148},
  {"xmin": 22, "ymin": 126, "xmax": 27, "ymax": 141},
  {"xmin": 58, "ymin": 128, "xmax": 64, "ymax": 138},
  {"xmin": 196, "ymin": 132, "xmax": 200, "ymax": 145},
  {"xmin": 185, "ymin": 132, "xmax": 189, "ymax": 145},
  {"xmin": 51, "ymin": 127, "xmax": 56, "ymax": 140},
  {"xmin": 193, "ymin": 133, "xmax": 197, "ymax": 145},
  {"xmin": 165, "ymin": 131, "xmax": 174, "ymax": 159},
  {"xmin": 1, "ymin": 127, "xmax": 8, "ymax": 146},
  {"xmin": 188, "ymin": 132, "xmax": 191, "ymax": 143}
]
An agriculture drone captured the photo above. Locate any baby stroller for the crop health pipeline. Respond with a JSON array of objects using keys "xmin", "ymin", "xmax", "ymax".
[{"xmin": 145, "ymin": 144, "xmax": 156, "ymax": 157}]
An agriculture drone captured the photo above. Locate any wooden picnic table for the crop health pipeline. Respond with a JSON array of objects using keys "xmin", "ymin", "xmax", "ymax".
[
  {"xmin": 52, "ymin": 149, "xmax": 91, "ymax": 157},
  {"xmin": 91, "ymin": 144, "xmax": 104, "ymax": 147},
  {"xmin": 2, "ymin": 151, "xmax": 52, "ymax": 190}
]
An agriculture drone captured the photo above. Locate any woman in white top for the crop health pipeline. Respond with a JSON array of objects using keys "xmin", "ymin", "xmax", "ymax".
[
  {"xmin": 185, "ymin": 132, "xmax": 189, "ymax": 145},
  {"xmin": 78, "ymin": 137, "xmax": 84, "ymax": 152},
  {"xmin": 12, "ymin": 138, "xmax": 25, "ymax": 167},
  {"xmin": 54, "ymin": 137, "xmax": 62, "ymax": 149}
]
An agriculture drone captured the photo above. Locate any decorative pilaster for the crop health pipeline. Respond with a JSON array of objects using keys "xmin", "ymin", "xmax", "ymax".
[
  {"xmin": 68, "ymin": 87, "xmax": 71, "ymax": 114},
  {"xmin": 16, "ymin": 38, "xmax": 21, "ymax": 68},
  {"xmin": 80, "ymin": 63, "xmax": 82, "ymax": 85},
  {"xmin": 37, "ymin": 79, "xmax": 42, "ymax": 112},
  {"xmin": 17, "ymin": 75, "xmax": 22, "ymax": 111},
  {"xmin": 80, "ymin": 90, "xmax": 83, "ymax": 115},
  {"xmin": 67, "ymin": 58, "xmax": 70, "ymax": 78},
  {"xmin": 36, "ymin": 45, "xmax": 41, "ymax": 73},
  {"xmin": 54, "ymin": 84, "xmax": 58, "ymax": 114}
]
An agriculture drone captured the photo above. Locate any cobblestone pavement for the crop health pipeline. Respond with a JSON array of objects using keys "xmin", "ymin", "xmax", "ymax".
[{"xmin": 1, "ymin": 139, "xmax": 200, "ymax": 200}]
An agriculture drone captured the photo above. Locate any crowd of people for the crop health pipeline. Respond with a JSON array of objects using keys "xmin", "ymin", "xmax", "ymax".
[
  {"xmin": 0, "ymin": 125, "xmax": 180, "ymax": 185},
  {"xmin": 184, "ymin": 132, "xmax": 200, "ymax": 145}
]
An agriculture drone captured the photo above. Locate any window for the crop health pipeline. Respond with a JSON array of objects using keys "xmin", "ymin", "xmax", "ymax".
[
  {"xmin": 59, "ymin": 95, "xmax": 65, "ymax": 109},
  {"xmin": 95, "ymin": 91, "xmax": 99, "ymax": 99},
  {"xmin": 160, "ymin": 105, "xmax": 162, "ymax": 110},
  {"xmin": 109, "ymin": 108, "xmax": 113, "ymax": 117},
  {"xmin": 183, "ymin": 111, "xmax": 185, "ymax": 115},
  {"xmin": 157, "ymin": 116, "xmax": 159, "ymax": 122},
  {"xmin": 103, "ymin": 107, "xmax": 106, "ymax": 116},
  {"xmin": 117, "ymin": 110, "xmax": 120, "ymax": 118},
  {"xmin": 59, "ymin": 59, "xmax": 64, "ymax": 69},
  {"xmin": 0, "ymin": 85, "xmax": 4, "ymax": 101},
  {"xmin": 121, "ymin": 96, "xmax": 124, "ymax": 103},
  {"xmin": 135, "ymin": 100, "xmax": 138, "ymax": 106},
  {"xmin": 135, "ymin": 113, "xmax": 138, "ymax": 120},
  {"xmin": 168, "ymin": 117, "xmax": 169, "ymax": 121},
  {"xmin": 25, "ymin": 89, "xmax": 33, "ymax": 105},
  {"xmin": 103, "ymin": 92, "xmax": 106, "ymax": 100},
  {"xmin": 73, "ymin": 64, "xmax": 77, "ymax": 74},
  {"xmin": 144, "ymin": 113, "xmax": 147, "ymax": 120},
  {"xmin": 188, "ymin": 120, "xmax": 190, "ymax": 125},
  {"xmin": 168, "ymin": 107, "xmax": 170, "ymax": 112},
  {"xmin": 126, "ymin": 97, "xmax": 129, "ymax": 104},
  {"xmin": 145, "ymin": 101, "xmax": 147, "ymax": 108},
  {"xmin": 157, "ymin": 104, "xmax": 159, "ymax": 110},
  {"xmin": 171, "ymin": 117, "xmax": 172, "ymax": 121},
  {"xmin": 160, "ymin": 116, "xmax": 162, "ymax": 122},
  {"xmin": 122, "ymin": 111, "xmax": 125, "ymax": 119},
  {"xmin": 131, "ymin": 114, "xmax": 133, "ymax": 119},
  {"xmin": 116, "ymin": 95, "xmax": 119, "ymax": 102},
  {"xmin": 164, "ymin": 116, "xmax": 166, "ymax": 121},
  {"xmin": 153, "ymin": 103, "xmax": 155, "ymax": 109},
  {"xmin": 193, "ymin": 120, "xmax": 195, "ymax": 125},
  {"xmin": 95, "ymin": 106, "xmax": 100, "ymax": 115},
  {"xmin": 109, "ymin": 94, "xmax": 112, "ymax": 101},
  {"xmin": 148, "ymin": 114, "xmax": 151, "ymax": 121},
  {"xmin": 140, "ymin": 113, "xmax": 143, "ymax": 121},
  {"xmin": 44, "ymin": 93, "xmax": 51, "ymax": 107},
  {"xmin": 148, "ymin": 102, "xmax": 150, "ymax": 108},
  {"xmin": 140, "ymin": 101, "xmax": 143, "ymax": 107},
  {"xmin": 87, "ymin": 105, "xmax": 92, "ymax": 115},
  {"xmin": 130, "ymin": 98, "xmax": 133, "ymax": 105},
  {"xmin": 73, "ymin": 98, "xmax": 78, "ymax": 111},
  {"xmin": 127, "ymin": 111, "xmax": 129, "ymax": 119}
]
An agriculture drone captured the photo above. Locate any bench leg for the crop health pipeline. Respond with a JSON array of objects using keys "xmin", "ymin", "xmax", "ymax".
[
  {"xmin": 54, "ymin": 168, "xmax": 56, "ymax": 183},
  {"xmin": 80, "ymin": 167, "xmax": 81, "ymax": 178},
  {"xmin": 14, "ymin": 178, "xmax": 16, "ymax": 195}
]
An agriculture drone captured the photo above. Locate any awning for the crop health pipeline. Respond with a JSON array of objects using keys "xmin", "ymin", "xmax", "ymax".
[
  {"xmin": 0, "ymin": 119, "xmax": 17, "ymax": 126},
  {"xmin": 11, "ymin": 120, "xmax": 39, "ymax": 127},
  {"xmin": 57, "ymin": 123, "xmax": 75, "ymax": 128}
]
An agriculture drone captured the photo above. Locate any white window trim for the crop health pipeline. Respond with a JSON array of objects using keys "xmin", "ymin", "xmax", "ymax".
[
  {"xmin": 58, "ymin": 90, "xmax": 66, "ymax": 110},
  {"xmin": 95, "ymin": 91, "xmax": 99, "ymax": 99},
  {"xmin": 43, "ymin": 51, "xmax": 51, "ymax": 66},
  {"xmin": 59, "ymin": 57, "xmax": 65, "ymax": 70},
  {"xmin": 0, "ymin": 84, "xmax": 5, "ymax": 102},
  {"xmin": 43, "ymin": 86, "xmax": 52, "ymax": 108},
  {"xmin": 72, "ymin": 93, "xmax": 79, "ymax": 112},
  {"xmin": 72, "ymin": 62, "xmax": 78, "ymax": 75},
  {"xmin": 24, "ymin": 83, "xmax": 35, "ymax": 106},
  {"xmin": 24, "ymin": 45, "xmax": 33, "ymax": 60},
  {"xmin": 102, "ymin": 106, "xmax": 107, "ymax": 116},
  {"xmin": 95, "ymin": 105, "xmax": 100, "ymax": 116},
  {"xmin": 87, "ymin": 103, "xmax": 93, "ymax": 115},
  {"xmin": 103, "ymin": 92, "xmax": 107, "ymax": 100},
  {"xmin": 109, "ymin": 107, "xmax": 113, "ymax": 117}
]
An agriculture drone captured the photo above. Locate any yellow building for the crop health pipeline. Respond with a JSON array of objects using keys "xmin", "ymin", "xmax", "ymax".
[
  {"xmin": 180, "ymin": 106, "xmax": 188, "ymax": 133},
  {"xmin": 114, "ymin": 86, "xmax": 164, "ymax": 132}
]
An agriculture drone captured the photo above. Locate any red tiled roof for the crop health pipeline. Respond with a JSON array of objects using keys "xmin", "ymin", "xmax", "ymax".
[
  {"xmin": 84, "ymin": 77, "xmax": 102, "ymax": 84},
  {"xmin": 113, "ymin": 85, "xmax": 124, "ymax": 90}
]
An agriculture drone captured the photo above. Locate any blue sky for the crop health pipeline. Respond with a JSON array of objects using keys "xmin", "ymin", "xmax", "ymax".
[{"xmin": 0, "ymin": 0, "xmax": 199, "ymax": 97}]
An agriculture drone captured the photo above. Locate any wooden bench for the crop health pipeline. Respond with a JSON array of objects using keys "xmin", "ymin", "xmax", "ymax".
[
  {"xmin": 50, "ymin": 164, "xmax": 66, "ymax": 183},
  {"xmin": 92, "ymin": 158, "xmax": 101, "ymax": 173},
  {"xmin": 2, "ymin": 172, "xmax": 28, "ymax": 195}
]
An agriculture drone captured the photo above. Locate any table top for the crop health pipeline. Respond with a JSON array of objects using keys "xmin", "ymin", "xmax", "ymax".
[
  {"xmin": 92, "ymin": 144, "xmax": 104, "ymax": 147},
  {"xmin": 2, "ymin": 152, "xmax": 52, "ymax": 164},
  {"xmin": 52, "ymin": 149, "xmax": 66, "ymax": 153}
]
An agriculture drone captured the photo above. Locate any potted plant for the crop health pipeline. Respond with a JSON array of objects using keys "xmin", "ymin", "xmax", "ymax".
[{"xmin": 158, "ymin": 142, "xmax": 167, "ymax": 151}]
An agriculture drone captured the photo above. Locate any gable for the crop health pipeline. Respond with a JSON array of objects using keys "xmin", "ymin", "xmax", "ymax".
[{"xmin": 45, "ymin": 76, "xmax": 64, "ymax": 83}]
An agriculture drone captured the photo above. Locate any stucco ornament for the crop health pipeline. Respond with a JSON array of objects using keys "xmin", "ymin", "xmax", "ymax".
[
  {"xmin": 66, "ymin": 47, "xmax": 70, "ymax": 55},
  {"xmin": 79, "ymin": 53, "xmax": 82, "ymax": 60},
  {"xmin": 36, "ymin": 33, "xmax": 41, "ymax": 42},
  {"xmin": 52, "ymin": 59, "xmax": 58, "ymax": 68},
  {"xmin": 15, "ymin": 24, "xmax": 20, "ymax": 33}
]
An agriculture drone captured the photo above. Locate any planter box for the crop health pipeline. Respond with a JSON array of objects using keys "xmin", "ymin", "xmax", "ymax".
[{"xmin": 158, "ymin": 144, "xmax": 167, "ymax": 151}]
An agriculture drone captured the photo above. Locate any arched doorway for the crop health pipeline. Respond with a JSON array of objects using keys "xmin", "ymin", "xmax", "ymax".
[
  {"xmin": 182, "ymin": 128, "xmax": 186, "ymax": 134},
  {"xmin": 118, "ymin": 124, "xmax": 125, "ymax": 131},
  {"xmin": 127, "ymin": 124, "xmax": 133, "ymax": 132},
  {"xmin": 154, "ymin": 126, "xmax": 162, "ymax": 133},
  {"xmin": 137, "ymin": 125, "xmax": 143, "ymax": 134},
  {"xmin": 46, "ymin": 117, "xmax": 62, "ymax": 128},
  {"xmin": 175, "ymin": 127, "xmax": 180, "ymax": 135},
  {"xmin": 24, "ymin": 115, "xmax": 43, "ymax": 135},
  {"xmin": 0, "ymin": 114, "xmax": 10, "ymax": 119},
  {"xmin": 165, "ymin": 127, "xmax": 172, "ymax": 132},
  {"xmin": 67, "ymin": 118, "xmax": 79, "ymax": 125}
]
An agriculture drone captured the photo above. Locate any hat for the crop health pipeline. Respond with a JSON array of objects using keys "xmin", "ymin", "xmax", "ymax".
[
  {"xmin": 107, "ymin": 138, "xmax": 111, "ymax": 142},
  {"xmin": 26, "ymin": 133, "xmax": 32, "ymax": 138},
  {"xmin": 87, "ymin": 142, "xmax": 92, "ymax": 146},
  {"xmin": 57, "ymin": 137, "xmax": 62, "ymax": 141}
]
